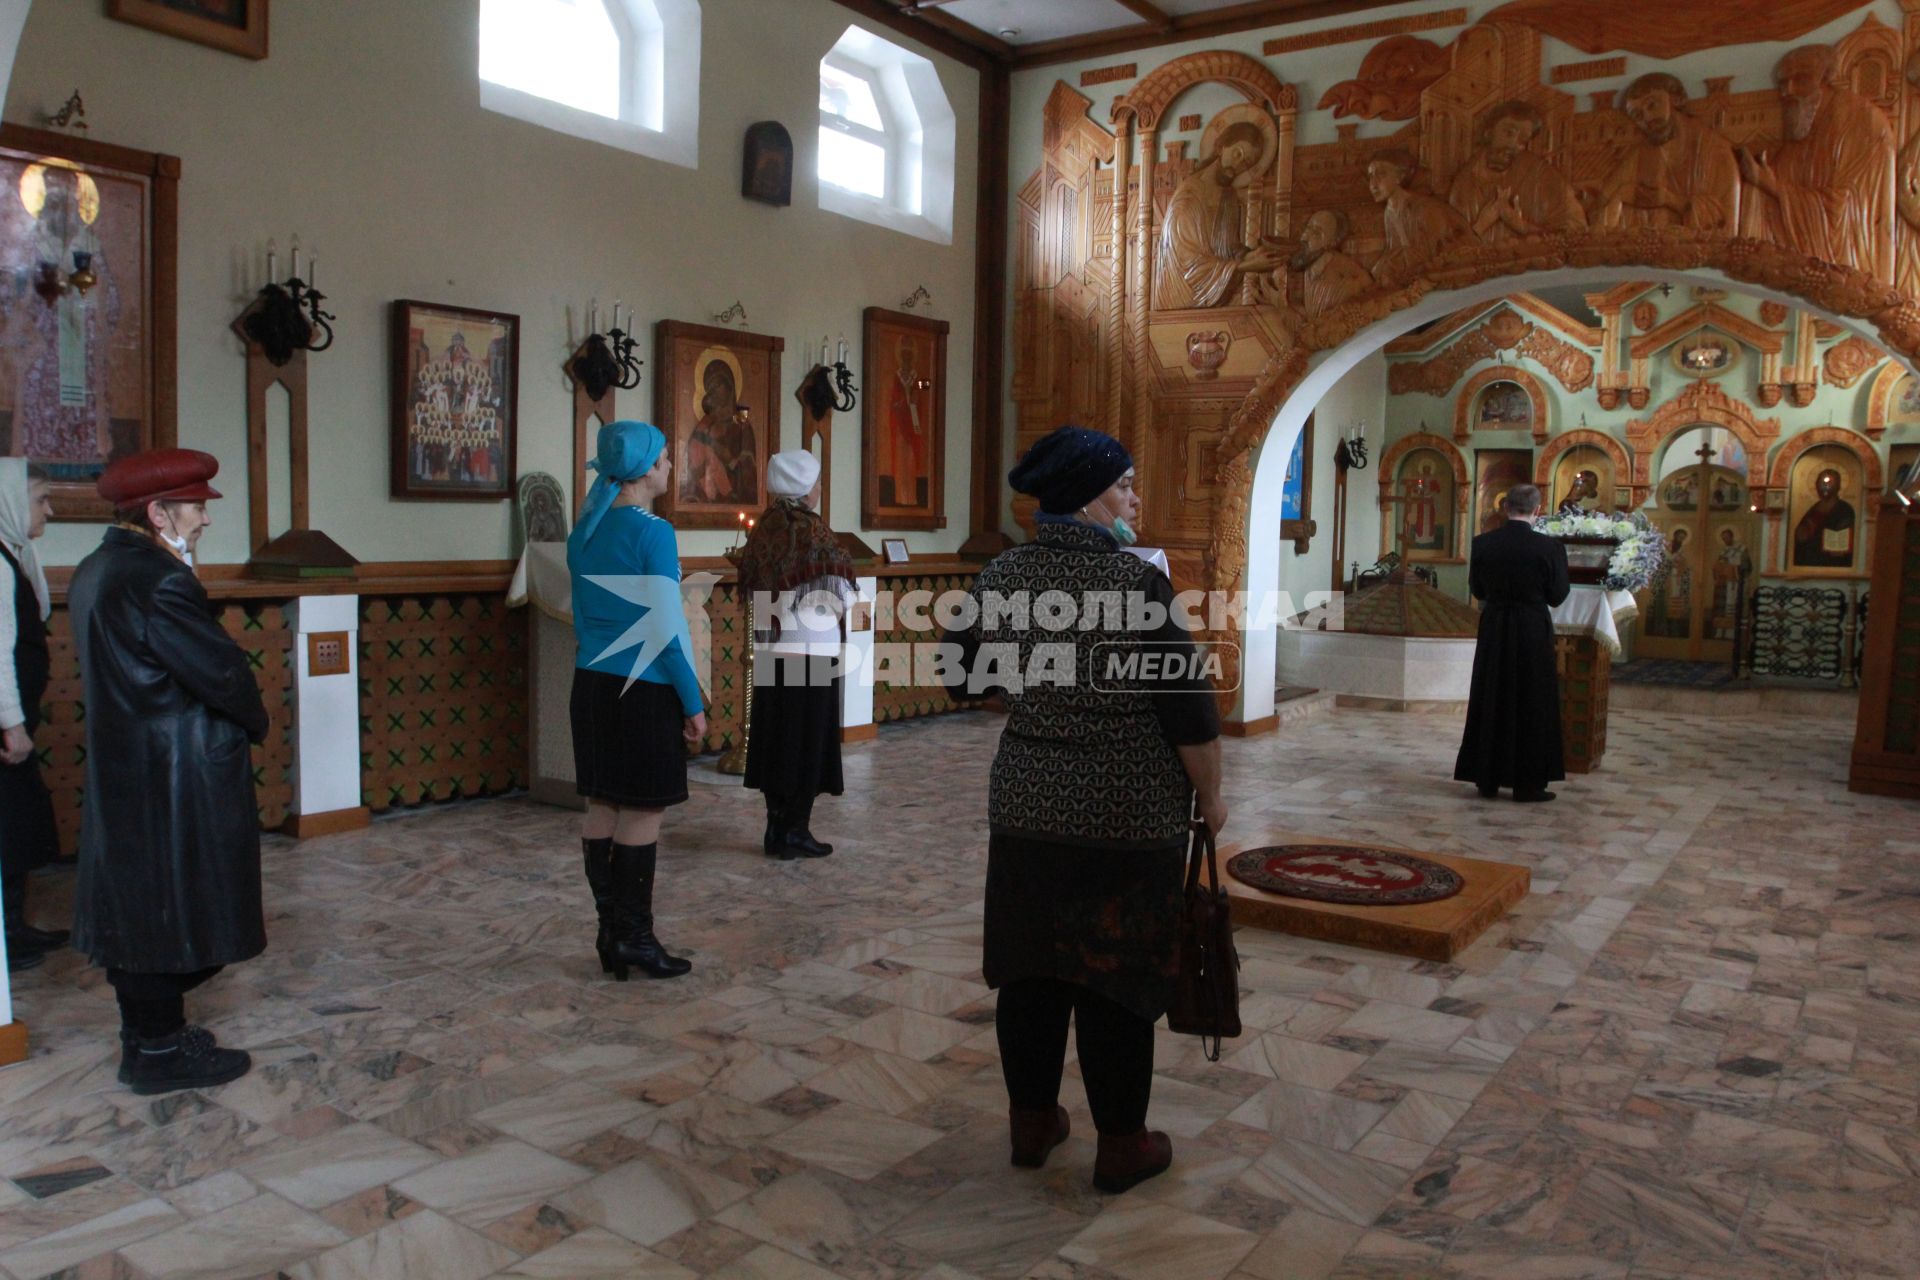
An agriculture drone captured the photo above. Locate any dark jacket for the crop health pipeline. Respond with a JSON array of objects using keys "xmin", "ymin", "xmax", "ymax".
[
  {"xmin": 1454, "ymin": 519, "xmax": 1571, "ymax": 791},
  {"xmin": 0, "ymin": 542, "xmax": 57, "ymax": 876},
  {"xmin": 67, "ymin": 528, "xmax": 270, "ymax": 971},
  {"xmin": 945, "ymin": 519, "xmax": 1220, "ymax": 850}
]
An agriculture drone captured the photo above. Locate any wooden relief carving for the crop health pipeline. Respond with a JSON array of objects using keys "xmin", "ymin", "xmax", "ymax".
[
  {"xmin": 1317, "ymin": 37, "xmax": 1451, "ymax": 121},
  {"xmin": 1823, "ymin": 334, "xmax": 1886, "ymax": 389},
  {"xmin": 1633, "ymin": 301, "xmax": 1657, "ymax": 331},
  {"xmin": 1012, "ymin": 11, "xmax": 1920, "ymax": 702},
  {"xmin": 1388, "ymin": 308, "xmax": 1590, "ymax": 401},
  {"xmin": 1737, "ymin": 44, "xmax": 1895, "ymax": 284},
  {"xmin": 1761, "ymin": 300, "xmax": 1789, "ymax": 326}
]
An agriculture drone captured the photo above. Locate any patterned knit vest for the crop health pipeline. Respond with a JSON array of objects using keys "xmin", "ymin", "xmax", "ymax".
[{"xmin": 974, "ymin": 521, "xmax": 1193, "ymax": 849}]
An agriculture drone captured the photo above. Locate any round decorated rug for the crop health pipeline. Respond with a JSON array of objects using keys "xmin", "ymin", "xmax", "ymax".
[{"xmin": 1226, "ymin": 845, "xmax": 1464, "ymax": 906}]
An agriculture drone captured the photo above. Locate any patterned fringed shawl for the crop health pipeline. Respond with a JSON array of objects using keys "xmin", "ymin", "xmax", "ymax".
[{"xmin": 736, "ymin": 499, "xmax": 856, "ymax": 640}]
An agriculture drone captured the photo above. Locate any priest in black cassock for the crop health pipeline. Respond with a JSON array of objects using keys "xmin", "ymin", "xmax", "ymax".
[{"xmin": 1453, "ymin": 483, "xmax": 1570, "ymax": 802}]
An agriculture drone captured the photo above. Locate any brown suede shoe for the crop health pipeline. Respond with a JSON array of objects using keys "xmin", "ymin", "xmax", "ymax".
[
  {"xmin": 1093, "ymin": 1129, "xmax": 1173, "ymax": 1193},
  {"xmin": 1009, "ymin": 1105, "xmax": 1071, "ymax": 1168}
]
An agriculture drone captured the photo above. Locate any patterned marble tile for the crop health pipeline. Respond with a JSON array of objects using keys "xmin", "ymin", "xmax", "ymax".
[{"xmin": 0, "ymin": 705, "xmax": 1913, "ymax": 1278}]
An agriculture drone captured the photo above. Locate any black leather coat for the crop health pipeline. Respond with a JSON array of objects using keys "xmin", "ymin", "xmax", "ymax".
[{"xmin": 67, "ymin": 528, "xmax": 269, "ymax": 971}]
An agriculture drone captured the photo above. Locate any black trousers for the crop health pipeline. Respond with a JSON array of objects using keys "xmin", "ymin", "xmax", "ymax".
[
  {"xmin": 996, "ymin": 977, "xmax": 1155, "ymax": 1136},
  {"xmin": 107, "ymin": 966, "xmax": 223, "ymax": 1040}
]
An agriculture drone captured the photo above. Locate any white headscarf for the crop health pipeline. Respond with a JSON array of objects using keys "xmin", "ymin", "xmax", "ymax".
[{"xmin": 0, "ymin": 459, "xmax": 50, "ymax": 620}]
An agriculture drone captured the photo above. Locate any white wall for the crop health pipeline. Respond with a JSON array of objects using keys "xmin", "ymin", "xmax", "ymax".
[
  {"xmin": 8, "ymin": 0, "xmax": 981, "ymax": 568},
  {"xmin": 1277, "ymin": 349, "xmax": 1385, "ymax": 602}
]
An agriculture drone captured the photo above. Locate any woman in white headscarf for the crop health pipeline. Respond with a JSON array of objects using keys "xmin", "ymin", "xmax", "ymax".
[{"xmin": 0, "ymin": 460, "xmax": 65, "ymax": 972}]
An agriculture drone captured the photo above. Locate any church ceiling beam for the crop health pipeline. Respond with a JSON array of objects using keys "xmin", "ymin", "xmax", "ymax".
[
  {"xmin": 1110, "ymin": 0, "xmax": 1177, "ymax": 33},
  {"xmin": 824, "ymin": 0, "xmax": 1006, "ymax": 68},
  {"xmin": 1007, "ymin": 0, "xmax": 1413, "ymax": 70}
]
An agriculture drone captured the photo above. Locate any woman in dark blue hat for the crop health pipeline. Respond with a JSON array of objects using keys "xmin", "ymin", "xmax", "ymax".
[
  {"xmin": 942, "ymin": 425, "xmax": 1227, "ymax": 1193},
  {"xmin": 567, "ymin": 420, "xmax": 706, "ymax": 981}
]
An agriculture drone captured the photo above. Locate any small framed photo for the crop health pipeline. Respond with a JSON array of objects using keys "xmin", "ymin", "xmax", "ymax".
[
  {"xmin": 108, "ymin": 0, "xmax": 269, "ymax": 59},
  {"xmin": 882, "ymin": 538, "xmax": 910, "ymax": 564},
  {"xmin": 391, "ymin": 299, "xmax": 520, "ymax": 501}
]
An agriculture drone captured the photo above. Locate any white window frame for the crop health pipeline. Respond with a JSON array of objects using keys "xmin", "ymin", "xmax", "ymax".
[
  {"xmin": 478, "ymin": 0, "xmax": 700, "ymax": 171},
  {"xmin": 817, "ymin": 26, "xmax": 954, "ymax": 245}
]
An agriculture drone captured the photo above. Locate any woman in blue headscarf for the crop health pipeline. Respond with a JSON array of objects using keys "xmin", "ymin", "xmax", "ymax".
[{"xmin": 567, "ymin": 421, "xmax": 705, "ymax": 980}]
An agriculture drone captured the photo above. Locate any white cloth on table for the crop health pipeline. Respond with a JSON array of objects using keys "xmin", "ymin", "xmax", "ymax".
[
  {"xmin": 1549, "ymin": 585, "xmax": 1638, "ymax": 656},
  {"xmin": 507, "ymin": 542, "xmax": 573, "ymax": 622}
]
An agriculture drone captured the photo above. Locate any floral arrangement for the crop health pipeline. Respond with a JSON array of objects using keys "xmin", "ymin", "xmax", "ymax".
[{"xmin": 1532, "ymin": 509, "xmax": 1669, "ymax": 593}]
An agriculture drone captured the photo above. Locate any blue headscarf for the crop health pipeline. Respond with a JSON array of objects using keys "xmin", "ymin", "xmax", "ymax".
[{"xmin": 573, "ymin": 419, "xmax": 667, "ymax": 549}]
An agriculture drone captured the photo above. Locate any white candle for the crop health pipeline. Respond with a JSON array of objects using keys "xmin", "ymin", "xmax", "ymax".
[
  {"xmin": 838, "ymin": 339, "xmax": 847, "ymax": 364},
  {"xmin": 291, "ymin": 235, "xmax": 301, "ymax": 280},
  {"xmin": 308, "ymin": 255, "xmax": 316, "ymax": 288},
  {"xmin": 267, "ymin": 238, "xmax": 277, "ymax": 284},
  {"xmin": 821, "ymin": 334, "xmax": 829, "ymax": 366},
  {"xmin": 591, "ymin": 302, "xmax": 598, "ymax": 334},
  {"xmin": 614, "ymin": 300, "xmax": 622, "ymax": 332}
]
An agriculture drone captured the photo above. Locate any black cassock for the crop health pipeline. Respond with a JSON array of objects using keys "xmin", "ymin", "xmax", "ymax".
[{"xmin": 1453, "ymin": 519, "xmax": 1571, "ymax": 793}]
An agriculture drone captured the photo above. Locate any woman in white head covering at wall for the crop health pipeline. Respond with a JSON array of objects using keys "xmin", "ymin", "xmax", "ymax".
[
  {"xmin": 0, "ymin": 459, "xmax": 67, "ymax": 972},
  {"xmin": 735, "ymin": 450, "xmax": 856, "ymax": 859}
]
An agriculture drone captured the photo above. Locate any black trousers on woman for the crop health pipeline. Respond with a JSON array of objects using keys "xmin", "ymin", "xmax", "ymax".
[{"xmin": 995, "ymin": 977, "xmax": 1155, "ymax": 1136}]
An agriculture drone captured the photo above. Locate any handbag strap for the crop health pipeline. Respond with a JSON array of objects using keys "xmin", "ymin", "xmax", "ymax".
[{"xmin": 1188, "ymin": 819, "xmax": 1220, "ymax": 894}]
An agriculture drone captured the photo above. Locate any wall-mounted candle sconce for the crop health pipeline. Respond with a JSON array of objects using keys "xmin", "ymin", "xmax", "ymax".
[
  {"xmin": 571, "ymin": 300, "xmax": 643, "ymax": 401},
  {"xmin": 241, "ymin": 236, "xmax": 333, "ymax": 366},
  {"xmin": 806, "ymin": 335, "xmax": 857, "ymax": 412}
]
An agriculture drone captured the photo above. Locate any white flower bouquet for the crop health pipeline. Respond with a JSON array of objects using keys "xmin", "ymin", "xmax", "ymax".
[{"xmin": 1532, "ymin": 509, "xmax": 1668, "ymax": 592}]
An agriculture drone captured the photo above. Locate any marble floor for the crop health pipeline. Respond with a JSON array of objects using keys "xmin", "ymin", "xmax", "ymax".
[{"xmin": 2, "ymin": 704, "xmax": 1917, "ymax": 1279}]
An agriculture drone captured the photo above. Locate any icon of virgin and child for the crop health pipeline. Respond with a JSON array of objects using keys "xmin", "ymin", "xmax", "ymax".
[{"xmin": 681, "ymin": 352, "xmax": 759, "ymax": 508}]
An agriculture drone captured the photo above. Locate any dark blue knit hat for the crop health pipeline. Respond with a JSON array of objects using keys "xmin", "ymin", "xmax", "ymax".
[{"xmin": 1009, "ymin": 425, "xmax": 1133, "ymax": 514}]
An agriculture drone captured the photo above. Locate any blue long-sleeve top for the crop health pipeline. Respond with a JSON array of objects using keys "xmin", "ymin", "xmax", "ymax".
[{"xmin": 567, "ymin": 506, "xmax": 705, "ymax": 716}]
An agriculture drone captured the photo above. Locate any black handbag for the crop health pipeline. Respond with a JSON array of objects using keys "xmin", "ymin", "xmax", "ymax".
[{"xmin": 1165, "ymin": 819, "xmax": 1242, "ymax": 1061}]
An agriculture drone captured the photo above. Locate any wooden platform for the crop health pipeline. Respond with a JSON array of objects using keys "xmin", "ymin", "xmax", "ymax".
[{"xmin": 1225, "ymin": 846, "xmax": 1529, "ymax": 962}]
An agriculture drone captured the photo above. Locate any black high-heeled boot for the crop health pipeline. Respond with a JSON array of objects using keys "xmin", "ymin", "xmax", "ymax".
[
  {"xmin": 582, "ymin": 837, "xmax": 614, "ymax": 973},
  {"xmin": 607, "ymin": 842, "xmax": 692, "ymax": 980},
  {"xmin": 762, "ymin": 795, "xmax": 787, "ymax": 858},
  {"xmin": 784, "ymin": 795, "xmax": 833, "ymax": 858}
]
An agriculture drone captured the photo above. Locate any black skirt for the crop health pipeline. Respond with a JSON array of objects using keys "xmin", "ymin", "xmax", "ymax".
[
  {"xmin": 570, "ymin": 669, "xmax": 689, "ymax": 808},
  {"xmin": 744, "ymin": 653, "xmax": 843, "ymax": 801},
  {"xmin": 982, "ymin": 832, "xmax": 1186, "ymax": 1023}
]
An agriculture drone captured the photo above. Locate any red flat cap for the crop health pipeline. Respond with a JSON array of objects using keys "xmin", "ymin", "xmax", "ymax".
[{"xmin": 97, "ymin": 448, "xmax": 223, "ymax": 506}]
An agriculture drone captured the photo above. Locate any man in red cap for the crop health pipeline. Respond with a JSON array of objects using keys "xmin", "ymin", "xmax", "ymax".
[{"xmin": 67, "ymin": 448, "xmax": 268, "ymax": 1095}]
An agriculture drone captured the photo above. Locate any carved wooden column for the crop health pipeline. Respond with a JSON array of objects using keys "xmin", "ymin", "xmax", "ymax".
[
  {"xmin": 1850, "ymin": 497, "xmax": 1920, "ymax": 796},
  {"xmin": 567, "ymin": 340, "xmax": 618, "ymax": 518},
  {"xmin": 1107, "ymin": 118, "xmax": 1132, "ymax": 436},
  {"xmin": 1131, "ymin": 127, "xmax": 1156, "ymax": 462}
]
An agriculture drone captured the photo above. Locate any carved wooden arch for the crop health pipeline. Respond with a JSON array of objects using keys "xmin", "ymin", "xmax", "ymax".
[
  {"xmin": 1533, "ymin": 430, "xmax": 1631, "ymax": 497},
  {"xmin": 1864, "ymin": 359, "xmax": 1912, "ymax": 439},
  {"xmin": 1454, "ymin": 366, "xmax": 1549, "ymax": 444},
  {"xmin": 1110, "ymin": 51, "xmax": 1295, "ymax": 129},
  {"xmin": 1376, "ymin": 431, "xmax": 1469, "ymax": 564},
  {"xmin": 1767, "ymin": 426, "xmax": 1884, "ymax": 492},
  {"xmin": 1198, "ymin": 225, "xmax": 1920, "ymax": 706},
  {"xmin": 1623, "ymin": 381, "xmax": 1781, "ymax": 502}
]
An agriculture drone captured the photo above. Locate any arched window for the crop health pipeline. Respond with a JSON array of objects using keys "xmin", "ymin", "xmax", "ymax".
[
  {"xmin": 818, "ymin": 27, "xmax": 954, "ymax": 244},
  {"xmin": 478, "ymin": 0, "xmax": 700, "ymax": 170}
]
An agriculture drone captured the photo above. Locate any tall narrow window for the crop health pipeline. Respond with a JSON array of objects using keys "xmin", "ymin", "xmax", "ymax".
[
  {"xmin": 817, "ymin": 27, "xmax": 954, "ymax": 244},
  {"xmin": 478, "ymin": 0, "xmax": 700, "ymax": 170}
]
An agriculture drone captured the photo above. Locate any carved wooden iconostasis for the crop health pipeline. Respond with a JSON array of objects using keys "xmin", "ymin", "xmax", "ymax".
[
  {"xmin": 1009, "ymin": 1, "xmax": 1920, "ymax": 705},
  {"xmin": 1376, "ymin": 283, "xmax": 1907, "ymax": 595}
]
